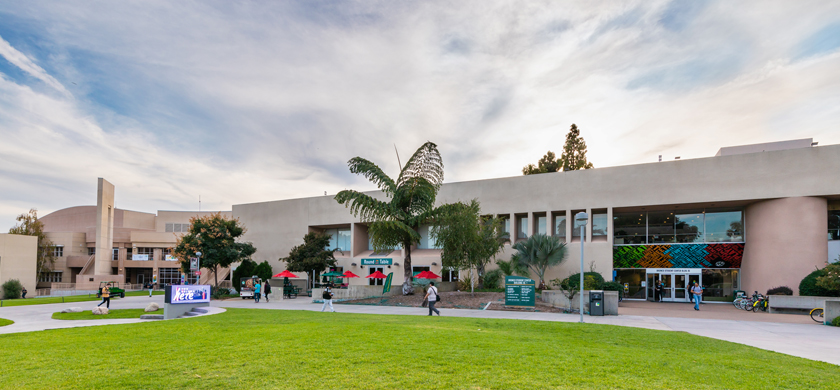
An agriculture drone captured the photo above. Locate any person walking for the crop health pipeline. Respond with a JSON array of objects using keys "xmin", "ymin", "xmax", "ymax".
[
  {"xmin": 21, "ymin": 287, "xmax": 27, "ymax": 299},
  {"xmin": 654, "ymin": 279, "xmax": 662, "ymax": 302},
  {"xmin": 254, "ymin": 280, "xmax": 261, "ymax": 303},
  {"xmin": 321, "ymin": 284, "xmax": 335, "ymax": 312},
  {"xmin": 424, "ymin": 282, "xmax": 440, "ymax": 316},
  {"xmin": 145, "ymin": 281, "xmax": 154, "ymax": 297},
  {"xmin": 690, "ymin": 282, "xmax": 703, "ymax": 311},
  {"xmin": 264, "ymin": 281, "xmax": 271, "ymax": 303},
  {"xmin": 97, "ymin": 283, "xmax": 111, "ymax": 309}
]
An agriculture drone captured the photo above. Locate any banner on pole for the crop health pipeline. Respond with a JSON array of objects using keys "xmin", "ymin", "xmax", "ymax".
[{"xmin": 382, "ymin": 272, "xmax": 393, "ymax": 294}]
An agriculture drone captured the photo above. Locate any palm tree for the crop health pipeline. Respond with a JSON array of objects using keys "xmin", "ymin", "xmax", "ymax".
[
  {"xmin": 511, "ymin": 234, "xmax": 568, "ymax": 289},
  {"xmin": 335, "ymin": 142, "xmax": 446, "ymax": 295}
]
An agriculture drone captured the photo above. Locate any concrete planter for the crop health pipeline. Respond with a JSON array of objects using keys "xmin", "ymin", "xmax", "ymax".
[
  {"xmin": 768, "ymin": 295, "xmax": 840, "ymax": 314},
  {"xmin": 541, "ymin": 290, "xmax": 619, "ymax": 315}
]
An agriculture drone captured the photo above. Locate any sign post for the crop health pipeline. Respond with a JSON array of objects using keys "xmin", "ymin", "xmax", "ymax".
[{"xmin": 504, "ymin": 276, "xmax": 535, "ymax": 307}]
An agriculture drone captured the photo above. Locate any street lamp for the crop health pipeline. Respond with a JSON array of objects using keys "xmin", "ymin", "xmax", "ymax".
[
  {"xmin": 195, "ymin": 251, "xmax": 202, "ymax": 285},
  {"xmin": 574, "ymin": 212, "xmax": 588, "ymax": 323}
]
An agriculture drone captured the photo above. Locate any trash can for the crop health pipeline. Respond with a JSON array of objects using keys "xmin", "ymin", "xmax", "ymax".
[{"xmin": 589, "ymin": 290, "xmax": 604, "ymax": 316}]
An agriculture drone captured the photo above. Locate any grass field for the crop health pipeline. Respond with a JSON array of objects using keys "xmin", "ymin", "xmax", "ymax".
[
  {"xmin": 0, "ymin": 309, "xmax": 838, "ymax": 389},
  {"xmin": 0, "ymin": 318, "xmax": 12, "ymax": 327},
  {"xmin": 52, "ymin": 308, "xmax": 163, "ymax": 320},
  {"xmin": 0, "ymin": 291, "xmax": 164, "ymax": 307}
]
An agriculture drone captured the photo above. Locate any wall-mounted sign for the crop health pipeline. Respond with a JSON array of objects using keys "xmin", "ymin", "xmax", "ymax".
[
  {"xmin": 646, "ymin": 268, "xmax": 702, "ymax": 274},
  {"xmin": 165, "ymin": 255, "xmax": 178, "ymax": 261},
  {"xmin": 166, "ymin": 285, "xmax": 210, "ymax": 304},
  {"xmin": 132, "ymin": 254, "xmax": 149, "ymax": 261},
  {"xmin": 361, "ymin": 258, "xmax": 392, "ymax": 266},
  {"xmin": 505, "ymin": 276, "xmax": 535, "ymax": 307},
  {"xmin": 190, "ymin": 257, "xmax": 199, "ymax": 270}
]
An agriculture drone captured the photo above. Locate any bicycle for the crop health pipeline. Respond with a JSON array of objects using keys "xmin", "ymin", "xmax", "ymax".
[
  {"xmin": 752, "ymin": 295, "xmax": 768, "ymax": 312},
  {"xmin": 810, "ymin": 308, "xmax": 824, "ymax": 323}
]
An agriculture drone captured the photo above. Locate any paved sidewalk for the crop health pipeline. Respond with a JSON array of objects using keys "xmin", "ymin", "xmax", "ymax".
[
  {"xmin": 0, "ymin": 295, "xmax": 224, "ymax": 335},
  {"xmin": 2, "ymin": 295, "xmax": 837, "ymax": 366}
]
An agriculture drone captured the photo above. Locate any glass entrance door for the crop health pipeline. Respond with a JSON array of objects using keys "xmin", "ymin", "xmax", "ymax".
[
  {"xmin": 673, "ymin": 274, "xmax": 687, "ymax": 301},
  {"xmin": 686, "ymin": 274, "xmax": 701, "ymax": 302}
]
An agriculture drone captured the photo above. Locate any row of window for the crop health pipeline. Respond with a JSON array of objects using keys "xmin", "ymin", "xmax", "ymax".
[
  {"xmin": 830, "ymin": 210, "xmax": 840, "ymax": 241},
  {"xmin": 164, "ymin": 223, "xmax": 192, "ymax": 233},
  {"xmin": 39, "ymin": 271, "xmax": 63, "ymax": 283},
  {"xmin": 614, "ymin": 209, "xmax": 744, "ymax": 244}
]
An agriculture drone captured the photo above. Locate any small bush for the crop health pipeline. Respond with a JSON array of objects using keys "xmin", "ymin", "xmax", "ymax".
[
  {"xmin": 2, "ymin": 279, "xmax": 23, "ymax": 299},
  {"xmin": 799, "ymin": 269, "xmax": 840, "ymax": 297},
  {"xmin": 833, "ymin": 316, "xmax": 840, "ymax": 327},
  {"xmin": 457, "ymin": 274, "xmax": 472, "ymax": 291},
  {"xmin": 211, "ymin": 286, "xmax": 232, "ymax": 300},
  {"xmin": 766, "ymin": 286, "xmax": 793, "ymax": 296},
  {"xmin": 601, "ymin": 281, "xmax": 623, "ymax": 293},
  {"xmin": 554, "ymin": 272, "xmax": 604, "ymax": 290},
  {"xmin": 482, "ymin": 269, "xmax": 503, "ymax": 290}
]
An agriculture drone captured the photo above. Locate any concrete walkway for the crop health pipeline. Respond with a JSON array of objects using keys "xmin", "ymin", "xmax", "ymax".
[
  {"xmin": 0, "ymin": 295, "xmax": 224, "ymax": 335},
  {"xmin": 1, "ymin": 295, "xmax": 837, "ymax": 366}
]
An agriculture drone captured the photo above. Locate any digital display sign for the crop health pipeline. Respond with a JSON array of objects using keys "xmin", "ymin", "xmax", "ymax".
[{"xmin": 165, "ymin": 285, "xmax": 210, "ymax": 304}]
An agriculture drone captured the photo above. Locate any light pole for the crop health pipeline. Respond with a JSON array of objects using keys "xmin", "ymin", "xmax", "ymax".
[
  {"xmin": 195, "ymin": 251, "xmax": 202, "ymax": 285},
  {"xmin": 575, "ymin": 212, "xmax": 588, "ymax": 323}
]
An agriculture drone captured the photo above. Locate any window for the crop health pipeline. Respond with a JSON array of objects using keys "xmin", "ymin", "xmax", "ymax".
[
  {"xmin": 535, "ymin": 216, "xmax": 546, "ymax": 235},
  {"xmin": 592, "ymin": 212, "xmax": 608, "ymax": 236},
  {"xmin": 442, "ymin": 268, "xmax": 459, "ymax": 282},
  {"xmin": 87, "ymin": 247, "xmax": 96, "ymax": 256},
  {"xmin": 112, "ymin": 248, "xmax": 119, "ymax": 261},
  {"xmin": 516, "ymin": 215, "xmax": 528, "ymax": 240},
  {"xmin": 417, "ymin": 225, "xmax": 441, "ymax": 249},
  {"xmin": 165, "ymin": 223, "xmax": 191, "ymax": 233},
  {"xmin": 369, "ymin": 267, "xmax": 385, "ymax": 286},
  {"xmin": 412, "ymin": 266, "xmax": 430, "ymax": 277},
  {"xmin": 648, "ymin": 212, "xmax": 675, "ymax": 243},
  {"xmin": 52, "ymin": 246, "xmax": 64, "ymax": 257},
  {"xmin": 676, "ymin": 212, "xmax": 704, "ymax": 243},
  {"xmin": 613, "ymin": 212, "xmax": 645, "ymax": 244},
  {"xmin": 126, "ymin": 247, "xmax": 133, "ymax": 261},
  {"xmin": 324, "ymin": 228, "xmax": 351, "ymax": 252},
  {"xmin": 553, "ymin": 213, "xmax": 566, "ymax": 238},
  {"xmin": 135, "ymin": 247, "xmax": 154, "ymax": 261},
  {"xmin": 159, "ymin": 268, "xmax": 182, "ymax": 287},
  {"xmin": 39, "ymin": 271, "xmax": 63, "ymax": 283},
  {"xmin": 829, "ymin": 210, "xmax": 840, "ymax": 240},
  {"xmin": 705, "ymin": 210, "xmax": 743, "ymax": 243},
  {"xmin": 572, "ymin": 211, "xmax": 585, "ymax": 238}
]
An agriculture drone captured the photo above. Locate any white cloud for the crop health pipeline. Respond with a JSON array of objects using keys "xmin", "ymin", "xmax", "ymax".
[
  {"xmin": 0, "ymin": 1, "xmax": 839, "ymax": 228},
  {"xmin": 0, "ymin": 35, "xmax": 70, "ymax": 96}
]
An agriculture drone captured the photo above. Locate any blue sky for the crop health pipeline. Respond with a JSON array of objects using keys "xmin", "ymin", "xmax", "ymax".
[{"xmin": 1, "ymin": 1, "xmax": 839, "ymax": 228}]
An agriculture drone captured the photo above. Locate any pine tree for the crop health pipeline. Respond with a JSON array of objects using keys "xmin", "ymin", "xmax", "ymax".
[
  {"xmin": 522, "ymin": 151, "xmax": 560, "ymax": 175},
  {"xmin": 560, "ymin": 124, "xmax": 594, "ymax": 171}
]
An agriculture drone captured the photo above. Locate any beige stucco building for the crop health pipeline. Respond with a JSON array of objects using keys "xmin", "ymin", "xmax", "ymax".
[
  {"xmin": 233, "ymin": 140, "xmax": 840, "ymax": 301},
  {"xmin": 38, "ymin": 178, "xmax": 231, "ymax": 291},
  {"xmin": 0, "ymin": 233, "xmax": 38, "ymax": 295}
]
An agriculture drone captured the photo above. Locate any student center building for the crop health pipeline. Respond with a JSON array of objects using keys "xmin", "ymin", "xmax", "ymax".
[{"xmin": 27, "ymin": 140, "xmax": 840, "ymax": 301}]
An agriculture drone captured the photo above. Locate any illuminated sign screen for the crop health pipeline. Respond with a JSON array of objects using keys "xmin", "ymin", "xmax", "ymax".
[{"xmin": 165, "ymin": 285, "xmax": 210, "ymax": 304}]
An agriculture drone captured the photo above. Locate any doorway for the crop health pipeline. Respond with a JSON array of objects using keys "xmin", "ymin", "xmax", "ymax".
[
  {"xmin": 647, "ymin": 272, "xmax": 701, "ymax": 302},
  {"xmin": 369, "ymin": 267, "xmax": 384, "ymax": 286}
]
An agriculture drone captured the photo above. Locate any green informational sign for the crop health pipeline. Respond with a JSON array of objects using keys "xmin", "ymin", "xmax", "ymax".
[
  {"xmin": 361, "ymin": 258, "xmax": 393, "ymax": 266},
  {"xmin": 383, "ymin": 272, "xmax": 393, "ymax": 294},
  {"xmin": 505, "ymin": 276, "xmax": 535, "ymax": 307}
]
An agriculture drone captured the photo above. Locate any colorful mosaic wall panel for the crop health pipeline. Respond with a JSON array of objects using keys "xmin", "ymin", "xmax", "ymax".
[{"xmin": 613, "ymin": 243, "xmax": 744, "ymax": 269}]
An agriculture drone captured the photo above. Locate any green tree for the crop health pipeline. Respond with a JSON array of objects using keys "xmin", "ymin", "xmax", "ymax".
[
  {"xmin": 430, "ymin": 199, "xmax": 508, "ymax": 292},
  {"xmin": 336, "ymin": 142, "xmax": 459, "ymax": 295},
  {"xmin": 511, "ymin": 234, "xmax": 568, "ymax": 289},
  {"xmin": 232, "ymin": 259, "xmax": 257, "ymax": 293},
  {"xmin": 9, "ymin": 209, "xmax": 56, "ymax": 277},
  {"xmin": 522, "ymin": 151, "xmax": 560, "ymax": 175},
  {"xmin": 173, "ymin": 213, "xmax": 256, "ymax": 288},
  {"xmin": 281, "ymin": 232, "xmax": 336, "ymax": 288},
  {"xmin": 559, "ymin": 124, "xmax": 594, "ymax": 171},
  {"xmin": 254, "ymin": 261, "xmax": 274, "ymax": 283},
  {"xmin": 816, "ymin": 262, "xmax": 840, "ymax": 293},
  {"xmin": 1, "ymin": 279, "xmax": 23, "ymax": 299}
]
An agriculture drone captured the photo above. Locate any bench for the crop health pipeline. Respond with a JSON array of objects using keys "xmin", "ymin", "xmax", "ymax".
[{"xmin": 768, "ymin": 296, "xmax": 840, "ymax": 314}]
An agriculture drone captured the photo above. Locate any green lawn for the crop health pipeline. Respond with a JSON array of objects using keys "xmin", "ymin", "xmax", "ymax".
[
  {"xmin": 52, "ymin": 308, "xmax": 162, "ymax": 320},
  {"xmin": 0, "ymin": 318, "xmax": 12, "ymax": 327},
  {"xmin": 0, "ymin": 309, "xmax": 837, "ymax": 389},
  {"xmin": 0, "ymin": 291, "xmax": 164, "ymax": 307}
]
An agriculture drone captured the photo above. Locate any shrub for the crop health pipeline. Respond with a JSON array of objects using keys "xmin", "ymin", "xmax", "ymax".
[
  {"xmin": 457, "ymin": 274, "xmax": 472, "ymax": 291},
  {"xmin": 833, "ymin": 316, "xmax": 840, "ymax": 327},
  {"xmin": 816, "ymin": 263, "xmax": 840, "ymax": 293},
  {"xmin": 799, "ymin": 269, "xmax": 840, "ymax": 297},
  {"xmin": 766, "ymin": 286, "xmax": 793, "ymax": 296},
  {"xmin": 482, "ymin": 269, "xmax": 503, "ymax": 290},
  {"xmin": 554, "ymin": 272, "xmax": 604, "ymax": 290},
  {"xmin": 2, "ymin": 279, "xmax": 23, "ymax": 299},
  {"xmin": 211, "ymin": 285, "xmax": 232, "ymax": 300},
  {"xmin": 601, "ymin": 281, "xmax": 623, "ymax": 293}
]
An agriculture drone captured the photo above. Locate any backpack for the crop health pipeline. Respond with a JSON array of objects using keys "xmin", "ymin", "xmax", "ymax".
[
  {"xmin": 322, "ymin": 289, "xmax": 332, "ymax": 300},
  {"xmin": 432, "ymin": 287, "xmax": 440, "ymax": 302}
]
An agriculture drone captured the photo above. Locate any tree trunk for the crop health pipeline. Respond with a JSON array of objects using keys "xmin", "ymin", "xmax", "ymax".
[
  {"xmin": 213, "ymin": 264, "xmax": 219, "ymax": 287},
  {"xmin": 401, "ymin": 243, "xmax": 414, "ymax": 295}
]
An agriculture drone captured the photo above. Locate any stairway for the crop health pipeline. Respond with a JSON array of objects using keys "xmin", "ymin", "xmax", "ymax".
[{"xmin": 179, "ymin": 307, "xmax": 209, "ymax": 318}]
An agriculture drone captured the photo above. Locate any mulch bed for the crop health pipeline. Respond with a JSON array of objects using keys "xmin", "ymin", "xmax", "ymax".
[{"xmin": 337, "ymin": 291, "xmax": 568, "ymax": 313}]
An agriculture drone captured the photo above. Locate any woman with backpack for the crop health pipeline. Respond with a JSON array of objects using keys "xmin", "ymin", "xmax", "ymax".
[
  {"xmin": 321, "ymin": 284, "xmax": 335, "ymax": 312},
  {"xmin": 424, "ymin": 281, "xmax": 440, "ymax": 316},
  {"xmin": 264, "ymin": 281, "xmax": 271, "ymax": 302}
]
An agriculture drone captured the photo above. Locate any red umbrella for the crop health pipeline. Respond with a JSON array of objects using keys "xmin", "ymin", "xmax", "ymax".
[
  {"xmin": 342, "ymin": 271, "xmax": 361, "ymax": 278},
  {"xmin": 273, "ymin": 270, "xmax": 298, "ymax": 278},
  {"xmin": 415, "ymin": 270, "xmax": 441, "ymax": 279},
  {"xmin": 365, "ymin": 270, "xmax": 388, "ymax": 279}
]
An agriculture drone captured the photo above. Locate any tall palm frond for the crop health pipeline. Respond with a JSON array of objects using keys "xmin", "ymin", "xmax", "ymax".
[
  {"xmin": 346, "ymin": 157, "xmax": 397, "ymax": 195},
  {"xmin": 333, "ymin": 190, "xmax": 395, "ymax": 222}
]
